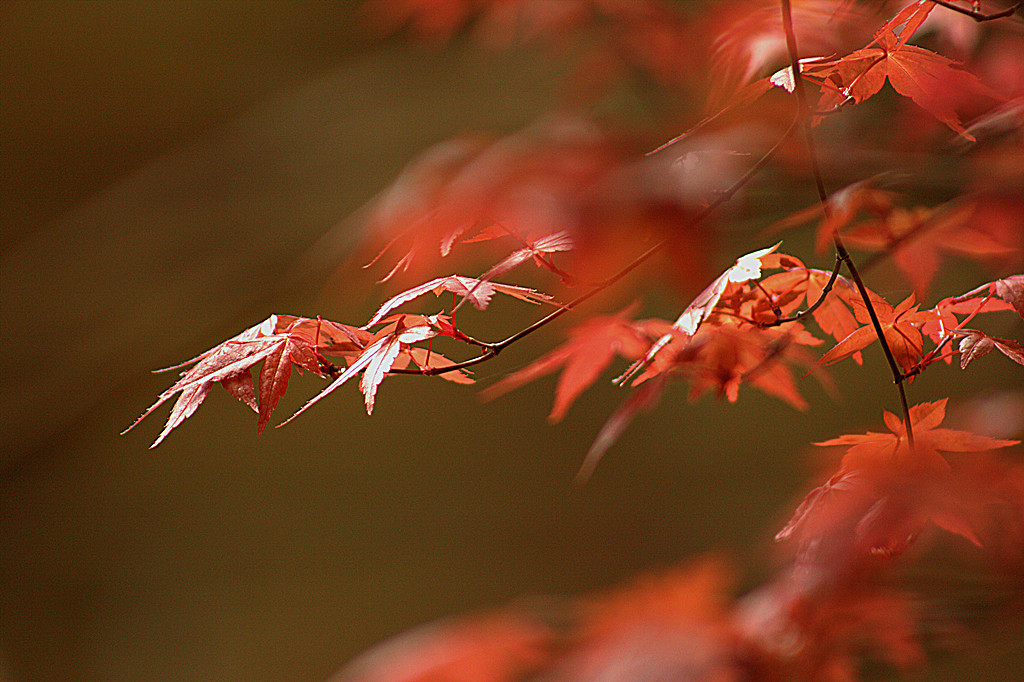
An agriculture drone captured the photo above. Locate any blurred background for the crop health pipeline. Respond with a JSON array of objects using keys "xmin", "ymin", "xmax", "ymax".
[{"xmin": 2, "ymin": 2, "xmax": 1022, "ymax": 680}]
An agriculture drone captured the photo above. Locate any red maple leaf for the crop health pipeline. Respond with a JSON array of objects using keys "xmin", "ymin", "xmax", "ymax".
[
  {"xmin": 481, "ymin": 303, "xmax": 666, "ymax": 423},
  {"xmin": 578, "ymin": 322, "xmax": 823, "ymax": 481},
  {"xmin": 364, "ymin": 275, "xmax": 553, "ymax": 328},
  {"xmin": 817, "ymin": 399, "xmax": 1019, "ymax": 470},
  {"xmin": 818, "ymin": 292, "xmax": 939, "ymax": 374},
  {"xmin": 616, "ymin": 243, "xmax": 783, "ymax": 384},
  {"xmin": 123, "ymin": 316, "xmax": 360, "ymax": 447},
  {"xmin": 779, "ymin": 400, "xmax": 1020, "ymax": 559},
  {"xmin": 287, "ymin": 317, "xmax": 439, "ymax": 420},
  {"xmin": 476, "ymin": 230, "xmax": 575, "ymax": 282},
  {"xmin": 256, "ymin": 335, "xmax": 324, "ymax": 435},
  {"xmin": 806, "ymin": 1, "xmax": 1003, "ymax": 140},
  {"xmin": 751, "ymin": 265, "xmax": 865, "ymax": 361}
]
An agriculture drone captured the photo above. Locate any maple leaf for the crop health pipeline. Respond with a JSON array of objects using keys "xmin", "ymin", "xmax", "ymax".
[
  {"xmin": 994, "ymin": 274, "xmax": 1024, "ymax": 318},
  {"xmin": 770, "ymin": 186, "xmax": 1021, "ymax": 298},
  {"xmin": 481, "ymin": 303, "xmax": 665, "ymax": 423},
  {"xmin": 817, "ymin": 399, "xmax": 1019, "ymax": 467},
  {"xmin": 406, "ymin": 347, "xmax": 476, "ymax": 384},
  {"xmin": 124, "ymin": 321, "xmax": 298, "ymax": 447},
  {"xmin": 579, "ymin": 322, "xmax": 823, "ymax": 480},
  {"xmin": 779, "ymin": 400, "xmax": 1020, "ymax": 562},
  {"xmin": 278, "ymin": 315, "xmax": 372, "ymax": 359},
  {"xmin": 256, "ymin": 335, "xmax": 325, "ymax": 435},
  {"xmin": 818, "ymin": 292, "xmax": 939, "ymax": 374},
  {"xmin": 477, "ymin": 230, "xmax": 575, "ymax": 282},
  {"xmin": 647, "ymin": 324, "xmax": 822, "ymax": 411},
  {"xmin": 751, "ymin": 265, "xmax": 865, "ymax": 360},
  {"xmin": 741, "ymin": 563, "xmax": 930, "ymax": 678},
  {"xmin": 616, "ymin": 243, "xmax": 782, "ymax": 384},
  {"xmin": 364, "ymin": 275, "xmax": 553, "ymax": 329},
  {"xmin": 220, "ymin": 371, "xmax": 258, "ymax": 412},
  {"xmin": 844, "ymin": 201, "xmax": 1019, "ymax": 297},
  {"xmin": 123, "ymin": 316, "xmax": 371, "ymax": 447},
  {"xmin": 807, "ymin": 1, "xmax": 1003, "ymax": 140},
  {"xmin": 579, "ymin": 555, "xmax": 731, "ymax": 632},
  {"xmin": 286, "ymin": 318, "xmax": 438, "ymax": 420},
  {"xmin": 952, "ymin": 329, "xmax": 1024, "ymax": 369}
]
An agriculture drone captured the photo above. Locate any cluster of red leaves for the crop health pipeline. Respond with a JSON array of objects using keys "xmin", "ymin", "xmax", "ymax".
[
  {"xmin": 800, "ymin": 1, "xmax": 1004, "ymax": 138},
  {"xmin": 123, "ymin": 316, "xmax": 361, "ymax": 447},
  {"xmin": 778, "ymin": 399, "xmax": 1020, "ymax": 562},
  {"xmin": 125, "ymin": 275, "xmax": 550, "ymax": 447},
  {"xmin": 692, "ymin": 0, "xmax": 1014, "ymax": 150},
  {"xmin": 484, "ymin": 240, "xmax": 1021, "ymax": 475}
]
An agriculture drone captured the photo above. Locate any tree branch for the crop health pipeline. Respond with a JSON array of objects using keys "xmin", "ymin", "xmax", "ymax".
[{"xmin": 780, "ymin": 0, "xmax": 916, "ymax": 448}]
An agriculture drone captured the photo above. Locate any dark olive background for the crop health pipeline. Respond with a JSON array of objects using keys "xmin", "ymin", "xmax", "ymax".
[{"xmin": 2, "ymin": 2, "xmax": 1021, "ymax": 681}]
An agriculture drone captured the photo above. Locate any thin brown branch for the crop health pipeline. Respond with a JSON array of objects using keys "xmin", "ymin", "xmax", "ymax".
[
  {"xmin": 780, "ymin": 0, "xmax": 916, "ymax": 448},
  {"xmin": 834, "ymin": 240, "xmax": 916, "ymax": 448}
]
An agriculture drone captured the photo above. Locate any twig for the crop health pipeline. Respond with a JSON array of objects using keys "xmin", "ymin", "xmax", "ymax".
[
  {"xmin": 764, "ymin": 254, "xmax": 843, "ymax": 325},
  {"xmin": 930, "ymin": 0, "xmax": 1021, "ymax": 22}
]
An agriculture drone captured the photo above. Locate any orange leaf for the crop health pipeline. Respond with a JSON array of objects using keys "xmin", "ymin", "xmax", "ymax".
[
  {"xmin": 782, "ymin": 400, "xmax": 1019, "ymax": 559},
  {"xmin": 481, "ymin": 303, "xmax": 661, "ymax": 423},
  {"xmin": 809, "ymin": 1, "xmax": 1002, "ymax": 140},
  {"xmin": 819, "ymin": 293, "xmax": 938, "ymax": 373},
  {"xmin": 365, "ymin": 275, "xmax": 553, "ymax": 328},
  {"xmin": 617, "ymin": 243, "xmax": 781, "ymax": 385}
]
